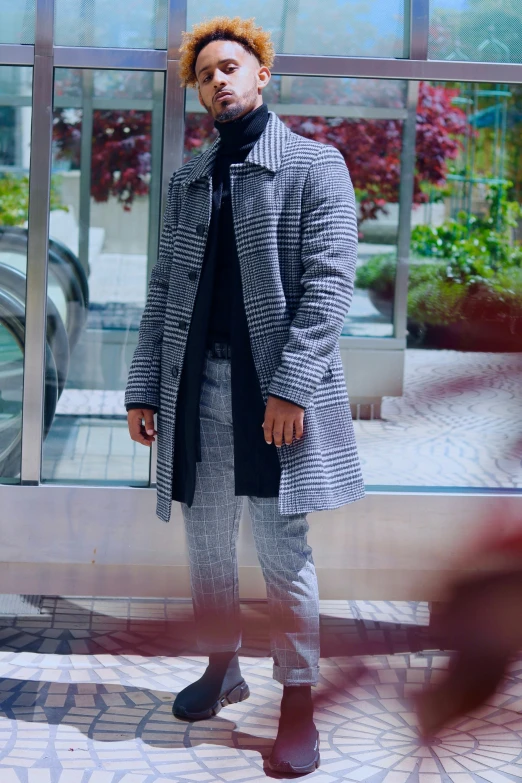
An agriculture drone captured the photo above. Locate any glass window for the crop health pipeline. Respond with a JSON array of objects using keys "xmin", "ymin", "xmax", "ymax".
[
  {"xmin": 0, "ymin": 3, "xmax": 36, "ymax": 44},
  {"xmin": 187, "ymin": 0, "xmax": 407, "ymax": 58},
  {"xmin": 54, "ymin": 0, "xmax": 168, "ymax": 49},
  {"xmin": 0, "ymin": 67, "xmax": 33, "ymax": 483},
  {"xmin": 42, "ymin": 69, "xmax": 165, "ymax": 485},
  {"xmin": 355, "ymin": 80, "xmax": 522, "ymax": 492},
  {"xmin": 185, "ymin": 76, "xmax": 410, "ymax": 338},
  {"xmin": 429, "ymin": 0, "xmax": 522, "ymax": 63}
]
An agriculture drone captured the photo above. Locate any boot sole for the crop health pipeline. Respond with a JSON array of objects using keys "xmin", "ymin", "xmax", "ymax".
[
  {"xmin": 267, "ymin": 731, "xmax": 320, "ymax": 775},
  {"xmin": 172, "ymin": 679, "xmax": 250, "ymax": 722}
]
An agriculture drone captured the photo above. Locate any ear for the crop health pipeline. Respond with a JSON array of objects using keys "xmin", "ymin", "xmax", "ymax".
[{"xmin": 257, "ymin": 66, "xmax": 271, "ymax": 92}]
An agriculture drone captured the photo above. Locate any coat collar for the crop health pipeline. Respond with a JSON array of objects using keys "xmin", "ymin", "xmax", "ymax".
[{"xmin": 181, "ymin": 110, "xmax": 290, "ymax": 185}]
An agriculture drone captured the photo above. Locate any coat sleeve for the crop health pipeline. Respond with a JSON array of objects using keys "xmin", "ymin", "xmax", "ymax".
[
  {"xmin": 267, "ymin": 145, "xmax": 358, "ymax": 409},
  {"xmin": 124, "ymin": 172, "xmax": 180, "ymax": 411}
]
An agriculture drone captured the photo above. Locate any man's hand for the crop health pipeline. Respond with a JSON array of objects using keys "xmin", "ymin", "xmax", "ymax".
[
  {"xmin": 127, "ymin": 408, "xmax": 157, "ymax": 447},
  {"xmin": 263, "ymin": 396, "xmax": 304, "ymax": 448}
]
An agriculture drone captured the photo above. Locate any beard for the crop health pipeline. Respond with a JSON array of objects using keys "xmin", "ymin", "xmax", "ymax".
[{"xmin": 207, "ymin": 80, "xmax": 259, "ymax": 122}]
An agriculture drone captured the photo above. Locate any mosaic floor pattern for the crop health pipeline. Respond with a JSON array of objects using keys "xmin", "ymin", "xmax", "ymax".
[{"xmin": 1, "ymin": 598, "xmax": 522, "ymax": 782}]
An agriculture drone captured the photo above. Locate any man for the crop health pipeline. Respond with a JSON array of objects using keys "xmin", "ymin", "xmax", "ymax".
[{"xmin": 126, "ymin": 15, "xmax": 365, "ymax": 774}]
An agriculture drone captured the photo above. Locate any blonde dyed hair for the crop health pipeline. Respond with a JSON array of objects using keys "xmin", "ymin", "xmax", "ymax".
[{"xmin": 179, "ymin": 16, "xmax": 275, "ymax": 88}]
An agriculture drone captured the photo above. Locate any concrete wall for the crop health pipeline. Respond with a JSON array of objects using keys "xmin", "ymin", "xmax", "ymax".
[
  {"xmin": 1, "ymin": 484, "xmax": 520, "ymax": 600},
  {"xmin": 57, "ymin": 171, "xmax": 150, "ymax": 255}
]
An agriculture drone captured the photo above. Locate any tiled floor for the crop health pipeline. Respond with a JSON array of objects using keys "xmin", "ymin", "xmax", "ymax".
[
  {"xmin": 1, "ymin": 598, "xmax": 522, "ymax": 782},
  {"xmin": 357, "ymin": 350, "xmax": 522, "ymax": 489}
]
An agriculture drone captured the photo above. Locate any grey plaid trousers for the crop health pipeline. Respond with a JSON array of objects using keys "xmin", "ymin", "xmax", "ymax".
[{"xmin": 180, "ymin": 354, "xmax": 320, "ymax": 685}]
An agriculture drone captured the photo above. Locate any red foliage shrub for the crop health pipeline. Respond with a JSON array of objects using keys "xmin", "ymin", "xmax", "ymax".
[
  {"xmin": 53, "ymin": 83, "xmax": 468, "ymax": 219},
  {"xmin": 53, "ymin": 110, "xmax": 151, "ymax": 210}
]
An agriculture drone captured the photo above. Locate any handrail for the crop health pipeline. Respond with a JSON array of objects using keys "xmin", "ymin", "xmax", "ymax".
[
  {"xmin": 0, "ymin": 263, "xmax": 69, "ymax": 397},
  {"xmin": 0, "ymin": 226, "xmax": 89, "ymax": 308},
  {"xmin": 0, "ymin": 289, "xmax": 59, "ymax": 479},
  {"xmin": 0, "ymin": 227, "xmax": 87, "ymax": 350}
]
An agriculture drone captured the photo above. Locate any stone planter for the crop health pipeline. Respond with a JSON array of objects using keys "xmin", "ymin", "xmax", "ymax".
[
  {"xmin": 368, "ymin": 288, "xmax": 393, "ymax": 319},
  {"xmin": 412, "ymin": 318, "xmax": 522, "ymax": 352},
  {"xmin": 368, "ymin": 282, "xmax": 522, "ymax": 352}
]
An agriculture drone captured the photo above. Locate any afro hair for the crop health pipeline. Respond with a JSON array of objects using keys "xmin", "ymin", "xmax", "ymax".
[{"xmin": 179, "ymin": 16, "xmax": 275, "ymax": 88}]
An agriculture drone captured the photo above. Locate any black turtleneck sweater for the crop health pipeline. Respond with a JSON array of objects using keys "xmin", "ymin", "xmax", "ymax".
[
  {"xmin": 169, "ymin": 103, "xmax": 281, "ymax": 506},
  {"xmin": 208, "ymin": 104, "xmax": 269, "ymax": 344}
]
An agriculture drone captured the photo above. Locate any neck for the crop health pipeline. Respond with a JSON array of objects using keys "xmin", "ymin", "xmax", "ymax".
[{"xmin": 215, "ymin": 103, "xmax": 269, "ymax": 152}]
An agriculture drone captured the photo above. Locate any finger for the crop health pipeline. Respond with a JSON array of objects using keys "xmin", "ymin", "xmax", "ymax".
[
  {"xmin": 140, "ymin": 423, "xmax": 156, "ymax": 444},
  {"xmin": 136, "ymin": 421, "xmax": 153, "ymax": 446},
  {"xmin": 131, "ymin": 429, "xmax": 152, "ymax": 446},
  {"xmin": 143, "ymin": 410, "xmax": 156, "ymax": 436},
  {"xmin": 263, "ymin": 412, "xmax": 274, "ymax": 444},
  {"xmin": 128, "ymin": 413, "xmax": 153, "ymax": 446},
  {"xmin": 283, "ymin": 418, "xmax": 294, "ymax": 446},
  {"xmin": 273, "ymin": 416, "xmax": 284, "ymax": 448},
  {"xmin": 295, "ymin": 412, "xmax": 304, "ymax": 440}
]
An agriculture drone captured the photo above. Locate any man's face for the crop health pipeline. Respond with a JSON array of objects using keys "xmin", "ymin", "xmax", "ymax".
[{"xmin": 195, "ymin": 39, "xmax": 270, "ymax": 122}]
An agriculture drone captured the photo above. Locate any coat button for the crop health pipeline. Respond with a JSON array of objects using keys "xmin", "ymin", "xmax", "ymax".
[
  {"xmin": 178, "ymin": 320, "xmax": 188, "ymax": 330},
  {"xmin": 188, "ymin": 270, "xmax": 197, "ymax": 281},
  {"xmin": 171, "ymin": 365, "xmax": 179, "ymax": 378},
  {"xmin": 196, "ymin": 223, "xmax": 206, "ymax": 236}
]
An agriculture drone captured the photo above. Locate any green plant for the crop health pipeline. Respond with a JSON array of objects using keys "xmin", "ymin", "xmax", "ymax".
[
  {"xmin": 410, "ymin": 183, "xmax": 522, "ymax": 288},
  {"xmin": 353, "ymin": 180, "xmax": 522, "ymax": 332},
  {"xmin": 407, "ymin": 269, "xmax": 522, "ymax": 326},
  {"xmin": 355, "ymin": 254, "xmax": 396, "ymax": 295},
  {"xmin": 355, "ymin": 253, "xmax": 441, "ymax": 294},
  {"xmin": 0, "ymin": 173, "xmax": 67, "ymax": 227}
]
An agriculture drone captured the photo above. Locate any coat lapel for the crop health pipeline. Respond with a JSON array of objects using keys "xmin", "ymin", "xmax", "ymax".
[
  {"xmin": 181, "ymin": 136, "xmax": 220, "ymax": 186},
  {"xmin": 180, "ymin": 110, "xmax": 291, "ymax": 186},
  {"xmin": 245, "ymin": 111, "xmax": 291, "ymax": 173}
]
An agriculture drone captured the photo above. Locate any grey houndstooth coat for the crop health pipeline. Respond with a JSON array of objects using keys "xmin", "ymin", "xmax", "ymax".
[{"xmin": 125, "ymin": 110, "xmax": 365, "ymax": 522}]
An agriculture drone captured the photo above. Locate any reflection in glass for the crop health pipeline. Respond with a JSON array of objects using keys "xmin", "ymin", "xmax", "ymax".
[
  {"xmin": 0, "ymin": 67, "xmax": 32, "ymax": 483},
  {"xmin": 41, "ymin": 69, "xmax": 164, "ymax": 485},
  {"xmin": 0, "ymin": 3, "xmax": 36, "ymax": 45},
  {"xmin": 55, "ymin": 70, "xmax": 155, "ymax": 103},
  {"xmin": 187, "ymin": 0, "xmax": 406, "ymax": 58},
  {"xmin": 429, "ymin": 0, "xmax": 522, "ymax": 64},
  {"xmin": 54, "ymin": 0, "xmax": 168, "ymax": 49},
  {"xmin": 355, "ymin": 80, "xmax": 522, "ymax": 492},
  {"xmin": 405, "ymin": 82, "xmax": 522, "ymax": 353},
  {"xmin": 0, "ymin": 304, "xmax": 24, "ymax": 483}
]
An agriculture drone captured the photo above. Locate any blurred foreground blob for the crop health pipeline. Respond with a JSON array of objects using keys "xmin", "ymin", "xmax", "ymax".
[{"xmin": 415, "ymin": 501, "xmax": 522, "ymax": 738}]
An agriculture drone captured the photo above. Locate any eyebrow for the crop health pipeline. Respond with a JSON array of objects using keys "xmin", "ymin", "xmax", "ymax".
[{"xmin": 197, "ymin": 58, "xmax": 239, "ymax": 79}]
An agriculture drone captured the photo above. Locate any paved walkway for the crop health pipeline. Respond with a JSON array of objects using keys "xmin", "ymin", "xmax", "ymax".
[
  {"xmin": 354, "ymin": 350, "xmax": 522, "ymax": 489},
  {"xmin": 47, "ymin": 350, "xmax": 522, "ymax": 490},
  {"xmin": 1, "ymin": 597, "xmax": 522, "ymax": 782}
]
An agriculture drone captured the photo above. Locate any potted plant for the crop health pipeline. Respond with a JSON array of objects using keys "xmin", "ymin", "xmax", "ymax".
[
  {"xmin": 0, "ymin": 172, "xmax": 67, "ymax": 226},
  {"xmin": 408, "ymin": 184, "xmax": 522, "ymax": 349},
  {"xmin": 356, "ymin": 184, "xmax": 522, "ymax": 350},
  {"xmin": 355, "ymin": 254, "xmax": 396, "ymax": 318},
  {"xmin": 355, "ymin": 253, "xmax": 441, "ymax": 320},
  {"xmin": 407, "ymin": 267, "xmax": 522, "ymax": 351}
]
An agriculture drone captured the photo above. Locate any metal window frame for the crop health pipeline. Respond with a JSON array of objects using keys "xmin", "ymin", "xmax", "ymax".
[
  {"xmin": 20, "ymin": 0, "xmax": 54, "ymax": 484},
  {"xmin": 407, "ymin": 0, "xmax": 429, "ymax": 60},
  {"xmin": 1, "ymin": 0, "xmax": 521, "ymax": 72},
  {"xmin": 0, "ymin": 0, "xmax": 521, "ymax": 490},
  {"xmin": 0, "ymin": 44, "xmax": 35, "ymax": 65}
]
